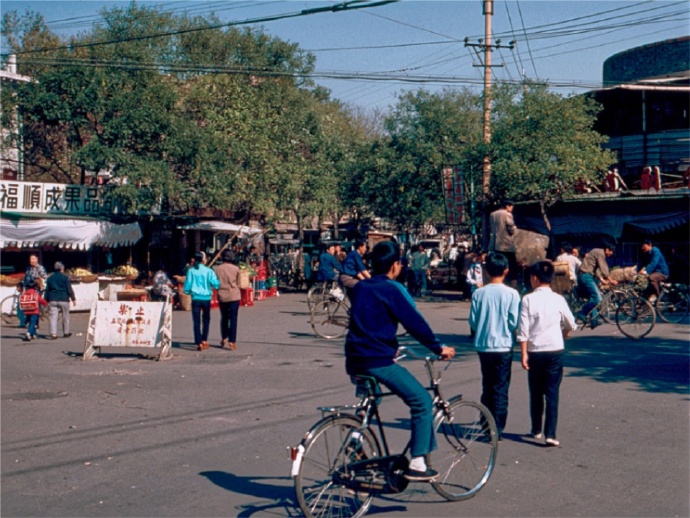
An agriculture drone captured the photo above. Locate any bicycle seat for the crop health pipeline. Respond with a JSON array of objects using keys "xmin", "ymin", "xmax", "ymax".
[{"xmin": 351, "ymin": 375, "xmax": 380, "ymax": 398}]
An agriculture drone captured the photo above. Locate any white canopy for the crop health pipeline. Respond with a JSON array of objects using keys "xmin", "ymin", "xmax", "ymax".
[
  {"xmin": 0, "ymin": 218, "xmax": 142, "ymax": 250},
  {"xmin": 179, "ymin": 220, "xmax": 262, "ymax": 237}
]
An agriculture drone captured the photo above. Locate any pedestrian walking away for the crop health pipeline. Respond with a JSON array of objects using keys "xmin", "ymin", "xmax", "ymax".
[
  {"xmin": 44, "ymin": 261, "xmax": 76, "ymax": 339},
  {"xmin": 518, "ymin": 261, "xmax": 577, "ymax": 447},
  {"xmin": 214, "ymin": 250, "xmax": 241, "ymax": 351},
  {"xmin": 468, "ymin": 253, "xmax": 520, "ymax": 440},
  {"xmin": 410, "ymin": 244, "xmax": 430, "ymax": 297},
  {"xmin": 19, "ymin": 280, "xmax": 48, "ymax": 342},
  {"xmin": 184, "ymin": 252, "xmax": 221, "ymax": 351}
]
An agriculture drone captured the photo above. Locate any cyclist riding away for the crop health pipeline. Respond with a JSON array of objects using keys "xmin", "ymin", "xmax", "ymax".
[
  {"xmin": 576, "ymin": 241, "xmax": 618, "ymax": 328},
  {"xmin": 345, "ymin": 240, "xmax": 456, "ymax": 482},
  {"xmin": 635, "ymin": 239, "xmax": 669, "ymax": 302},
  {"xmin": 340, "ymin": 240, "xmax": 371, "ymax": 297},
  {"xmin": 317, "ymin": 242, "xmax": 343, "ymax": 284}
]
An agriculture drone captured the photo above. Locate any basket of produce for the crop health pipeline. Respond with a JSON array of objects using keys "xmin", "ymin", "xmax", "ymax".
[
  {"xmin": 66, "ymin": 268, "xmax": 99, "ymax": 283},
  {"xmin": 0, "ymin": 274, "xmax": 22, "ymax": 287},
  {"xmin": 107, "ymin": 265, "xmax": 139, "ymax": 280}
]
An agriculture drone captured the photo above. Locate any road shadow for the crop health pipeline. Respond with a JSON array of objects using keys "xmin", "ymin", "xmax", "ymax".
[
  {"xmin": 200, "ymin": 471, "xmax": 298, "ymax": 517},
  {"xmin": 565, "ymin": 333, "xmax": 689, "ymax": 396},
  {"xmin": 201, "ymin": 470, "xmax": 409, "ymax": 517}
]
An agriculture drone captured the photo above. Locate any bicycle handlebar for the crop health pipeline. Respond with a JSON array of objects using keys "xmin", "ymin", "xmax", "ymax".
[{"xmin": 395, "ymin": 345, "xmax": 456, "ymax": 363}]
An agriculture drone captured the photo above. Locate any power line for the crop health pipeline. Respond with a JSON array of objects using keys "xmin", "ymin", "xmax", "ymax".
[
  {"xmin": 515, "ymin": 0, "xmax": 538, "ymax": 78},
  {"xmin": 2, "ymin": 0, "xmax": 399, "ymax": 58}
]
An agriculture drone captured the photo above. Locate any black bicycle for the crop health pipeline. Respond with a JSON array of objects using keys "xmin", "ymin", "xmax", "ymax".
[{"xmin": 290, "ymin": 347, "xmax": 498, "ymax": 517}]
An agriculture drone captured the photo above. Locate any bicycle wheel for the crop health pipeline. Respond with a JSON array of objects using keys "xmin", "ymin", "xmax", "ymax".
[
  {"xmin": 615, "ymin": 296, "xmax": 656, "ymax": 339},
  {"xmin": 294, "ymin": 415, "xmax": 380, "ymax": 518},
  {"xmin": 1, "ymin": 295, "xmax": 19, "ymax": 326},
  {"xmin": 307, "ymin": 283, "xmax": 327, "ymax": 310},
  {"xmin": 599, "ymin": 290, "xmax": 628, "ymax": 323},
  {"xmin": 430, "ymin": 398, "xmax": 498, "ymax": 501},
  {"xmin": 656, "ymin": 289, "xmax": 689, "ymax": 324},
  {"xmin": 311, "ymin": 300, "xmax": 349, "ymax": 339}
]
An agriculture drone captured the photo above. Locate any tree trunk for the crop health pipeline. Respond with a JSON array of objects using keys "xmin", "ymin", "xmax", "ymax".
[{"xmin": 539, "ymin": 200, "xmax": 557, "ymax": 259}]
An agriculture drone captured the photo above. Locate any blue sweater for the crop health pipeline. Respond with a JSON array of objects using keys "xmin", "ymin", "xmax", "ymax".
[
  {"xmin": 342, "ymin": 250, "xmax": 367, "ymax": 276},
  {"xmin": 184, "ymin": 264, "xmax": 220, "ymax": 301},
  {"xmin": 317, "ymin": 252, "xmax": 343, "ymax": 281},
  {"xmin": 637, "ymin": 246, "xmax": 669, "ymax": 277},
  {"xmin": 345, "ymin": 274, "xmax": 443, "ymax": 374}
]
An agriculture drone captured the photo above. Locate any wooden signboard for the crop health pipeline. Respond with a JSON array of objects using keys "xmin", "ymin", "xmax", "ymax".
[{"xmin": 83, "ymin": 300, "xmax": 172, "ymax": 360}]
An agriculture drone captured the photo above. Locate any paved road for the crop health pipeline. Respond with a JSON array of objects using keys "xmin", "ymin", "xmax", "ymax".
[{"xmin": 2, "ymin": 291, "xmax": 688, "ymax": 517}]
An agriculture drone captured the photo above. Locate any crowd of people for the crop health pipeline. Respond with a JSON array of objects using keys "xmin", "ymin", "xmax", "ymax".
[{"xmin": 7, "ymin": 215, "xmax": 682, "ymax": 483}]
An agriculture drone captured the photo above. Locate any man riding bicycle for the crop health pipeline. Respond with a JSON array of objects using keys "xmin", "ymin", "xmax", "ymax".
[
  {"xmin": 576, "ymin": 241, "xmax": 618, "ymax": 328},
  {"xmin": 635, "ymin": 239, "xmax": 669, "ymax": 301},
  {"xmin": 345, "ymin": 240, "xmax": 455, "ymax": 481}
]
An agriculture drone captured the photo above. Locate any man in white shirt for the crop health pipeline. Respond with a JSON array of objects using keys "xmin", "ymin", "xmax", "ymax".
[
  {"xmin": 556, "ymin": 242, "xmax": 581, "ymax": 286},
  {"xmin": 518, "ymin": 261, "xmax": 576, "ymax": 447}
]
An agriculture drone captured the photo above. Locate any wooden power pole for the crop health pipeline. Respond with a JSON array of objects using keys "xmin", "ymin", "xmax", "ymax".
[{"xmin": 465, "ymin": 0, "xmax": 514, "ymax": 249}]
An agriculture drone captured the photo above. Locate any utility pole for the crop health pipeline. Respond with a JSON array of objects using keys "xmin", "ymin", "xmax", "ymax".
[{"xmin": 465, "ymin": 0, "xmax": 514, "ymax": 249}]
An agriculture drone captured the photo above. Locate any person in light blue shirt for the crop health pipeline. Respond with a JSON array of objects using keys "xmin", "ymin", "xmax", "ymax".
[
  {"xmin": 184, "ymin": 252, "xmax": 221, "ymax": 351},
  {"xmin": 469, "ymin": 253, "xmax": 520, "ymax": 439}
]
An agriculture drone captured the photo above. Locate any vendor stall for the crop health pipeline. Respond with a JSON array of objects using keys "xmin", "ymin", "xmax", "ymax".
[{"xmin": 1, "ymin": 180, "xmax": 144, "ymax": 311}]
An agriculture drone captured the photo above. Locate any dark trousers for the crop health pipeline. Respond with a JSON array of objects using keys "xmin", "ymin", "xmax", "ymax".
[
  {"xmin": 191, "ymin": 299, "xmax": 211, "ymax": 345},
  {"xmin": 478, "ymin": 350, "xmax": 513, "ymax": 436},
  {"xmin": 646, "ymin": 272, "xmax": 668, "ymax": 298},
  {"xmin": 527, "ymin": 351, "xmax": 564, "ymax": 439},
  {"xmin": 219, "ymin": 300, "xmax": 240, "ymax": 343}
]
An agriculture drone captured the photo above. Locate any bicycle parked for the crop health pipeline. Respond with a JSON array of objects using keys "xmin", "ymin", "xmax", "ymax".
[{"xmin": 289, "ymin": 346, "xmax": 498, "ymax": 518}]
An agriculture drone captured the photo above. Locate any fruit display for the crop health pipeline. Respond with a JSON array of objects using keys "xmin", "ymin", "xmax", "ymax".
[
  {"xmin": 66, "ymin": 267, "xmax": 93, "ymax": 276},
  {"xmin": 105, "ymin": 265, "xmax": 139, "ymax": 277}
]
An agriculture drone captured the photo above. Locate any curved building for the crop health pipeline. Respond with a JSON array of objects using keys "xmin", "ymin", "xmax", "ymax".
[{"xmin": 591, "ymin": 37, "xmax": 689, "ymax": 179}]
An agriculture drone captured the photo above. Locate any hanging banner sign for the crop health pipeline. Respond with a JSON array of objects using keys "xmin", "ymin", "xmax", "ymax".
[
  {"xmin": 83, "ymin": 300, "xmax": 172, "ymax": 360},
  {"xmin": 442, "ymin": 166, "xmax": 465, "ymax": 225},
  {"xmin": 0, "ymin": 180, "xmax": 121, "ymax": 216}
]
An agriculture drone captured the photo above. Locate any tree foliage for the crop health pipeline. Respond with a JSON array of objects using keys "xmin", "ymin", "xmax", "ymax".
[
  {"xmin": 3, "ymin": 6, "xmax": 617, "ymax": 239},
  {"xmin": 487, "ymin": 83, "xmax": 616, "ymax": 232}
]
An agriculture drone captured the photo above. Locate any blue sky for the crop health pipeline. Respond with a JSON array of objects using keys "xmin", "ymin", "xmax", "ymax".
[{"xmin": 2, "ymin": 1, "xmax": 688, "ymax": 111}]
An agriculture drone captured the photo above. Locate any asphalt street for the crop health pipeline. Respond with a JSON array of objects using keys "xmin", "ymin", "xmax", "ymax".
[{"xmin": 1, "ymin": 291, "xmax": 688, "ymax": 517}]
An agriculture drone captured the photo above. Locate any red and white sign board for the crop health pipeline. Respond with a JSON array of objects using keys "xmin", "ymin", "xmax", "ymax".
[{"xmin": 83, "ymin": 300, "xmax": 172, "ymax": 360}]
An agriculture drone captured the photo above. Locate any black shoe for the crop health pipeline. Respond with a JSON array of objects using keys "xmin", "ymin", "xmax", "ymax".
[
  {"xmin": 404, "ymin": 467, "xmax": 438, "ymax": 481},
  {"xmin": 63, "ymin": 333, "xmax": 72, "ymax": 338}
]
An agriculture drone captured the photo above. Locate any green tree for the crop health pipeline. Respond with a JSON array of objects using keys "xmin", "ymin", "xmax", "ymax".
[
  {"xmin": 487, "ymin": 83, "xmax": 616, "ymax": 240},
  {"xmin": 361, "ymin": 88, "xmax": 482, "ymax": 237}
]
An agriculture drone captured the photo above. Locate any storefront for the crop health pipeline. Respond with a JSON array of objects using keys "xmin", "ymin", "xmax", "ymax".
[{"xmin": 0, "ymin": 180, "xmax": 143, "ymax": 311}]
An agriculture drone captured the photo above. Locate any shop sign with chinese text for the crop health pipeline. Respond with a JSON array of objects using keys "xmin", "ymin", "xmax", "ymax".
[{"xmin": 0, "ymin": 180, "xmax": 120, "ymax": 216}]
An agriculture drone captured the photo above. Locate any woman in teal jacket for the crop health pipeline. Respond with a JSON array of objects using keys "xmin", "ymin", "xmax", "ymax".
[{"xmin": 184, "ymin": 252, "xmax": 220, "ymax": 350}]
